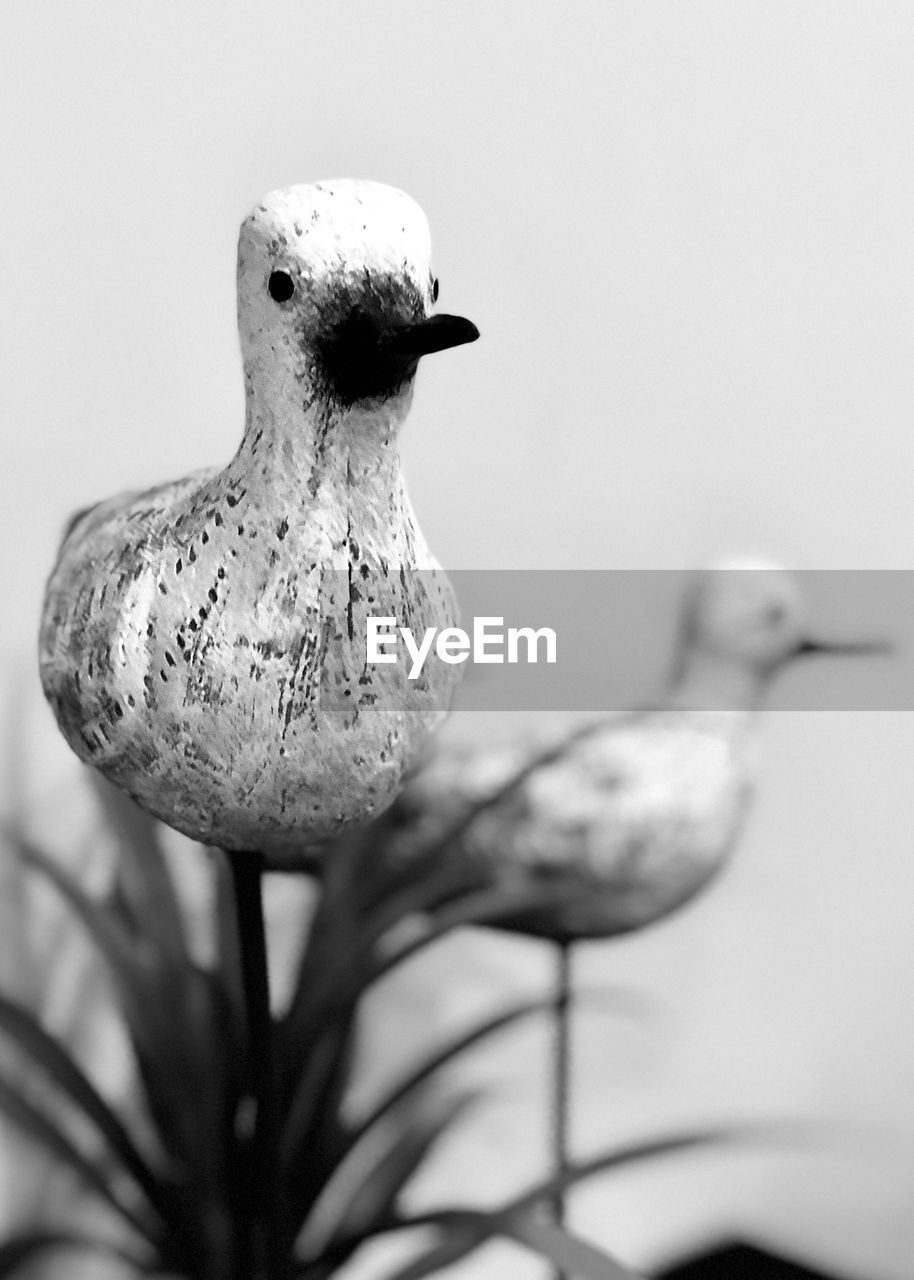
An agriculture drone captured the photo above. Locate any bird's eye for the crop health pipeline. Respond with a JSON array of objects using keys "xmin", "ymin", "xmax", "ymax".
[
  {"xmin": 268, "ymin": 270, "xmax": 295, "ymax": 303},
  {"xmin": 432, "ymin": 277, "xmax": 439, "ymax": 303}
]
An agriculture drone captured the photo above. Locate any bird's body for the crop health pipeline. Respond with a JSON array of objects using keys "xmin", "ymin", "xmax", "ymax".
[
  {"xmin": 389, "ymin": 562, "xmax": 884, "ymax": 940},
  {"xmin": 39, "ymin": 181, "xmax": 478, "ymax": 863},
  {"xmin": 393, "ymin": 708, "xmax": 756, "ymax": 941}
]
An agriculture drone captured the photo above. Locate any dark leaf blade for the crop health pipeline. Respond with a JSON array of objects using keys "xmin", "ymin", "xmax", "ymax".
[
  {"xmin": 0, "ymin": 991, "xmax": 166, "ymax": 1220},
  {"xmin": 367, "ymin": 1226, "xmax": 486, "ymax": 1280},
  {"xmin": 18, "ymin": 841, "xmax": 152, "ymax": 1029},
  {"xmin": 0, "ymin": 1230, "xmax": 148, "ymax": 1279},
  {"xmin": 277, "ymin": 831, "xmax": 484, "ymax": 1099},
  {"xmin": 0, "ymin": 1067, "xmax": 156, "ymax": 1243},
  {"xmin": 281, "ymin": 878, "xmax": 595, "ymax": 1068},
  {"xmin": 281, "ymin": 1015, "xmax": 357, "ymax": 1234},
  {"xmin": 90, "ymin": 775, "xmax": 189, "ymax": 969},
  {"xmin": 311, "ymin": 999, "xmax": 550, "ymax": 1181},
  {"xmin": 337, "ymin": 1091, "xmax": 478, "ymax": 1235},
  {"xmin": 211, "ymin": 848, "xmax": 245, "ymax": 1042},
  {"xmin": 508, "ymin": 1125, "xmax": 775, "ymax": 1215},
  {"xmin": 299, "ymin": 1092, "xmax": 478, "ymax": 1261},
  {"xmin": 20, "ymin": 837, "xmax": 220, "ymax": 1176},
  {"xmin": 503, "ymin": 1216, "xmax": 645, "ymax": 1279},
  {"xmin": 292, "ymin": 1208, "xmax": 481, "ymax": 1278}
]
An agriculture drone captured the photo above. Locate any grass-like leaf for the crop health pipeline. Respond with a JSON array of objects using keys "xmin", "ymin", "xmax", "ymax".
[
  {"xmin": 281, "ymin": 1016, "xmax": 356, "ymax": 1239},
  {"xmin": 501, "ymin": 1216, "xmax": 644, "ymax": 1279},
  {"xmin": 307, "ymin": 998, "xmax": 549, "ymax": 1181},
  {"xmin": 211, "ymin": 848, "xmax": 245, "ymax": 1048},
  {"xmin": 90, "ymin": 776, "xmax": 189, "ymax": 971},
  {"xmin": 281, "ymin": 877, "xmax": 599, "ymax": 1075},
  {"xmin": 366, "ymin": 1221, "xmax": 486, "ymax": 1280},
  {"xmin": 0, "ymin": 1229, "xmax": 148, "ymax": 1278},
  {"xmin": 295, "ymin": 1091, "xmax": 479, "ymax": 1269},
  {"xmin": 0, "ymin": 991, "xmax": 167, "ymax": 1221},
  {"xmin": 506, "ymin": 1124, "xmax": 769, "ymax": 1216},
  {"xmin": 0, "ymin": 1066, "xmax": 155, "ymax": 1242}
]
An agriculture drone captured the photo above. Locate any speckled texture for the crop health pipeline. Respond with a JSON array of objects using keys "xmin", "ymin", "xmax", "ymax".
[
  {"xmin": 39, "ymin": 181, "xmax": 476, "ymax": 866},
  {"xmin": 388, "ymin": 564, "xmax": 827, "ymax": 941}
]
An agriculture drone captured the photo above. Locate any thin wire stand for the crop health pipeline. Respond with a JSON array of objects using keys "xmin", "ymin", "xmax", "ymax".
[
  {"xmin": 227, "ymin": 850, "xmax": 287, "ymax": 1280},
  {"xmin": 549, "ymin": 938, "xmax": 573, "ymax": 1280}
]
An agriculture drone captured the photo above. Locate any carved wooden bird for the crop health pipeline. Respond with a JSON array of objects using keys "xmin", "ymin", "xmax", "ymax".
[
  {"xmin": 388, "ymin": 561, "xmax": 888, "ymax": 940},
  {"xmin": 39, "ymin": 181, "xmax": 478, "ymax": 867}
]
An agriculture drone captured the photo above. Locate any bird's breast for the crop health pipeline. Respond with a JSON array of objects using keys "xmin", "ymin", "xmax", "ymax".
[{"xmin": 40, "ymin": 469, "xmax": 460, "ymax": 859}]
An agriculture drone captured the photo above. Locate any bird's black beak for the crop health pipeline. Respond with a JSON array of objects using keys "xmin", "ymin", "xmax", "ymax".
[
  {"xmin": 319, "ymin": 308, "xmax": 479, "ymax": 404},
  {"xmin": 795, "ymin": 637, "xmax": 893, "ymax": 658},
  {"xmin": 383, "ymin": 313, "xmax": 480, "ymax": 358}
]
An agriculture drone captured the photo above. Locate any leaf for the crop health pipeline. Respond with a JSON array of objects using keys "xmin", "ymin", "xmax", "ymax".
[
  {"xmin": 211, "ymin": 848, "xmax": 245, "ymax": 1045},
  {"xmin": 0, "ymin": 1066, "xmax": 156, "ymax": 1242},
  {"xmin": 16, "ymin": 839, "xmax": 156, "ymax": 1044},
  {"xmin": 503, "ymin": 1215, "xmax": 645, "ymax": 1279},
  {"xmin": 308, "ymin": 998, "xmax": 550, "ymax": 1180},
  {"xmin": 298, "ymin": 1092, "xmax": 478, "ymax": 1262},
  {"xmin": 282, "ymin": 878, "xmax": 596, "ymax": 1070},
  {"xmin": 90, "ymin": 775, "xmax": 189, "ymax": 971},
  {"xmin": 368, "ymin": 1224, "xmax": 485, "ymax": 1280},
  {"xmin": 0, "ymin": 991, "xmax": 167, "ymax": 1221},
  {"xmin": 281, "ymin": 1015, "xmax": 357, "ymax": 1235},
  {"xmin": 507, "ymin": 1124, "xmax": 779, "ymax": 1215},
  {"xmin": 309, "ymin": 1127, "xmax": 779, "ymax": 1279},
  {"xmin": 277, "ymin": 836, "xmax": 479, "ymax": 1102},
  {"xmin": 0, "ymin": 1229, "xmax": 148, "ymax": 1278},
  {"xmin": 19, "ymin": 832, "xmax": 236, "ymax": 1229}
]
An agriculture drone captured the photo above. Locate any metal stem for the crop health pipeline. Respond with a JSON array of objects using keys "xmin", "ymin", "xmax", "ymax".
[
  {"xmin": 228, "ymin": 851, "xmax": 285, "ymax": 1280},
  {"xmin": 549, "ymin": 938, "xmax": 573, "ymax": 1280}
]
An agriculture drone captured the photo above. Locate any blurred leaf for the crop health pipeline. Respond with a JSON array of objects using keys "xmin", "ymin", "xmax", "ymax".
[
  {"xmin": 297, "ymin": 1091, "xmax": 479, "ymax": 1266},
  {"xmin": 0, "ymin": 1065, "xmax": 155, "ymax": 1241},
  {"xmin": 15, "ymin": 831, "xmax": 238, "ymax": 1271},
  {"xmin": 366, "ymin": 1222, "xmax": 486, "ymax": 1280},
  {"xmin": 211, "ymin": 849, "xmax": 245, "ymax": 1049},
  {"xmin": 506, "ymin": 1125, "xmax": 770, "ymax": 1215},
  {"xmin": 319, "ymin": 998, "xmax": 549, "ymax": 1177},
  {"xmin": 0, "ymin": 1229, "xmax": 147, "ymax": 1278},
  {"xmin": 90, "ymin": 777, "xmax": 189, "ymax": 971},
  {"xmin": 281, "ymin": 1015, "xmax": 356, "ymax": 1239},
  {"xmin": 281, "ymin": 877, "xmax": 595, "ymax": 1074},
  {"xmin": 502, "ymin": 1216, "xmax": 644, "ymax": 1278},
  {"xmin": 0, "ymin": 991, "xmax": 166, "ymax": 1221}
]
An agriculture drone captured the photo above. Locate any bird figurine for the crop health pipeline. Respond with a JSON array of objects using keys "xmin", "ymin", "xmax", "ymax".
[
  {"xmin": 39, "ymin": 180, "xmax": 479, "ymax": 867},
  {"xmin": 386, "ymin": 559, "xmax": 889, "ymax": 940}
]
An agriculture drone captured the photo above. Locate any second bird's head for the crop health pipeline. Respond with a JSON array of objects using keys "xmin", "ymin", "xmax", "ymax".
[
  {"xmin": 236, "ymin": 180, "xmax": 479, "ymax": 409},
  {"xmin": 675, "ymin": 558, "xmax": 890, "ymax": 694}
]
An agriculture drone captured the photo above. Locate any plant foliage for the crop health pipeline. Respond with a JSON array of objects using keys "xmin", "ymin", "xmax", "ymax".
[{"xmin": 0, "ymin": 784, "xmax": 751, "ymax": 1280}]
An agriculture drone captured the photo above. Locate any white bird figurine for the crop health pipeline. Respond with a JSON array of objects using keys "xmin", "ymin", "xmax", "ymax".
[
  {"xmin": 387, "ymin": 560, "xmax": 888, "ymax": 940},
  {"xmin": 39, "ymin": 180, "xmax": 478, "ymax": 867}
]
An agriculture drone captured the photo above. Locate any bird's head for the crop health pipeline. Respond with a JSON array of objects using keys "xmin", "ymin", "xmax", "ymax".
[
  {"xmin": 675, "ymin": 557, "xmax": 889, "ymax": 699},
  {"xmin": 236, "ymin": 180, "xmax": 478, "ymax": 409}
]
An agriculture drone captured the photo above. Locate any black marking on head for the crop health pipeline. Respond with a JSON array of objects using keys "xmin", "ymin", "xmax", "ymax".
[
  {"xmin": 313, "ymin": 273, "xmax": 425, "ymax": 406},
  {"xmin": 432, "ymin": 277, "xmax": 439, "ymax": 302},
  {"xmin": 269, "ymin": 270, "xmax": 295, "ymax": 303}
]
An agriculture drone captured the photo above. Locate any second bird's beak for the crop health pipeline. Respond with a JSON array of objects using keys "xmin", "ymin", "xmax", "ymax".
[{"xmin": 795, "ymin": 637, "xmax": 893, "ymax": 658}]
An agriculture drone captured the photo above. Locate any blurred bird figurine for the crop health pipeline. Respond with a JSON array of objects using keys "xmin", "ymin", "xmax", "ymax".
[
  {"xmin": 39, "ymin": 180, "xmax": 478, "ymax": 866},
  {"xmin": 389, "ymin": 560, "xmax": 889, "ymax": 940}
]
